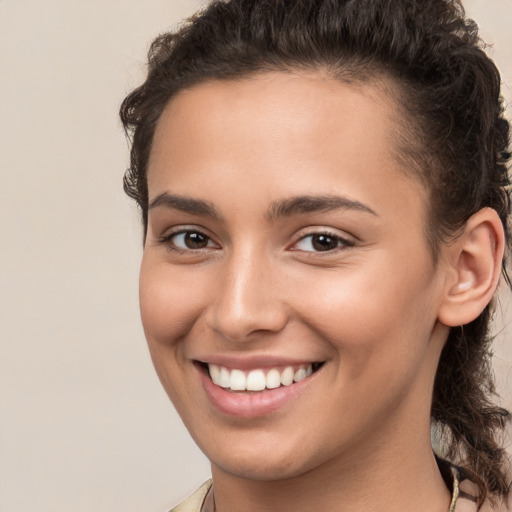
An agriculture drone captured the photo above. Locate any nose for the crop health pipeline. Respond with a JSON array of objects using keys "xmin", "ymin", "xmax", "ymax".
[{"xmin": 206, "ymin": 250, "xmax": 288, "ymax": 342}]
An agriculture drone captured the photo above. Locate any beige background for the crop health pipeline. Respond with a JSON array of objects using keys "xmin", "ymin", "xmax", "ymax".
[{"xmin": 0, "ymin": 1, "xmax": 510, "ymax": 510}]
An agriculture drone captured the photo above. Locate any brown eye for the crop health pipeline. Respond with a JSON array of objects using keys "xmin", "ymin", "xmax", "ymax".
[
  {"xmin": 163, "ymin": 230, "xmax": 216, "ymax": 250},
  {"xmin": 183, "ymin": 232, "xmax": 210, "ymax": 249},
  {"xmin": 293, "ymin": 232, "xmax": 354, "ymax": 253},
  {"xmin": 311, "ymin": 234, "xmax": 339, "ymax": 251}
]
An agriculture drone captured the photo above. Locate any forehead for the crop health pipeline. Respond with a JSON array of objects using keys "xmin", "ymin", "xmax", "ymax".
[
  {"xmin": 148, "ymin": 71, "xmax": 427, "ymax": 221},
  {"xmin": 150, "ymin": 71, "xmax": 396, "ymax": 167}
]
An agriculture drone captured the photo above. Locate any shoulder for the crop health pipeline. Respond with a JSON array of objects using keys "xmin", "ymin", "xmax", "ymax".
[{"xmin": 169, "ymin": 480, "xmax": 213, "ymax": 512}]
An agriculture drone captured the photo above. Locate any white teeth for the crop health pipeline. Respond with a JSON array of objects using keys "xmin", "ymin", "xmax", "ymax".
[
  {"xmin": 266, "ymin": 369, "xmax": 281, "ymax": 389},
  {"xmin": 229, "ymin": 369, "xmax": 246, "ymax": 391},
  {"xmin": 207, "ymin": 363, "xmax": 316, "ymax": 391},
  {"xmin": 294, "ymin": 367, "xmax": 307, "ymax": 382},
  {"xmin": 209, "ymin": 364, "xmax": 221, "ymax": 385},
  {"xmin": 246, "ymin": 370, "xmax": 266, "ymax": 391},
  {"xmin": 280, "ymin": 366, "xmax": 294, "ymax": 386},
  {"xmin": 219, "ymin": 367, "xmax": 230, "ymax": 388}
]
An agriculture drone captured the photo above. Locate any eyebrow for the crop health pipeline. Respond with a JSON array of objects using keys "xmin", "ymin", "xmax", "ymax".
[
  {"xmin": 149, "ymin": 193, "xmax": 220, "ymax": 218},
  {"xmin": 267, "ymin": 195, "xmax": 378, "ymax": 220},
  {"xmin": 148, "ymin": 192, "xmax": 377, "ymax": 220}
]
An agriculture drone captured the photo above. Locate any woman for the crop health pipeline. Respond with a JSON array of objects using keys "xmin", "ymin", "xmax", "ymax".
[{"xmin": 120, "ymin": 0, "xmax": 511, "ymax": 510}]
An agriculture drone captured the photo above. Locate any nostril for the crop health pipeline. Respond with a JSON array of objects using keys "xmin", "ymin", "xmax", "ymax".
[{"xmin": 205, "ymin": 270, "xmax": 289, "ymax": 342}]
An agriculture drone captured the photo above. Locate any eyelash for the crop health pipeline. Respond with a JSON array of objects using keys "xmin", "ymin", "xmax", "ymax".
[
  {"xmin": 157, "ymin": 229, "xmax": 218, "ymax": 252},
  {"xmin": 291, "ymin": 231, "xmax": 355, "ymax": 253},
  {"xmin": 157, "ymin": 228, "xmax": 355, "ymax": 254}
]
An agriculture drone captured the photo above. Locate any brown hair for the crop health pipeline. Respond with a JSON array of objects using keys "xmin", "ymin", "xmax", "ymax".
[{"xmin": 120, "ymin": 0, "xmax": 511, "ymax": 502}]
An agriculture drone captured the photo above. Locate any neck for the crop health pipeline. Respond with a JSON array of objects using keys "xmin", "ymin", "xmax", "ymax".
[{"xmin": 208, "ymin": 420, "xmax": 450, "ymax": 512}]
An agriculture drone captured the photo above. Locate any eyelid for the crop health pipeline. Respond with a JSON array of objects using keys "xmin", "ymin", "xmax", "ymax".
[
  {"xmin": 156, "ymin": 226, "xmax": 220, "ymax": 250},
  {"xmin": 288, "ymin": 228, "xmax": 356, "ymax": 253}
]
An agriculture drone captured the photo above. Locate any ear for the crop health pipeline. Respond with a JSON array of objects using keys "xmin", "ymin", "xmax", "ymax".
[{"xmin": 437, "ymin": 208, "xmax": 505, "ymax": 327}]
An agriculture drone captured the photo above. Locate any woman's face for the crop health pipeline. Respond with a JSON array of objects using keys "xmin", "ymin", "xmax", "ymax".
[{"xmin": 141, "ymin": 72, "xmax": 451, "ymax": 481}]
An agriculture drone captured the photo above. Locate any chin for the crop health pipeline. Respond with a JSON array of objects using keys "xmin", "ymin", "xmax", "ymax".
[
  {"xmin": 213, "ymin": 456, "xmax": 307, "ymax": 482},
  {"xmin": 204, "ymin": 437, "xmax": 325, "ymax": 482}
]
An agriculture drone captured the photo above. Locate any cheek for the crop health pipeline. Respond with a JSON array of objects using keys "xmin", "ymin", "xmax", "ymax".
[
  {"xmin": 289, "ymin": 256, "xmax": 439, "ymax": 367},
  {"xmin": 294, "ymin": 269, "xmax": 439, "ymax": 426},
  {"xmin": 139, "ymin": 257, "xmax": 208, "ymax": 345}
]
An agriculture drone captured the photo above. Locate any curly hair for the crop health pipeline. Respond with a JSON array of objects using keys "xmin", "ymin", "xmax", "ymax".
[{"xmin": 120, "ymin": 0, "xmax": 512, "ymax": 502}]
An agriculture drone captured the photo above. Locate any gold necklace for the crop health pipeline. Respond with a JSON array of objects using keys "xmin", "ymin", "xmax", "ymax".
[{"xmin": 448, "ymin": 468, "xmax": 460, "ymax": 512}]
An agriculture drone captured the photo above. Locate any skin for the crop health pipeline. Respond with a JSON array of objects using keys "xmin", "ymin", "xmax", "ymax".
[{"xmin": 140, "ymin": 71, "xmax": 489, "ymax": 512}]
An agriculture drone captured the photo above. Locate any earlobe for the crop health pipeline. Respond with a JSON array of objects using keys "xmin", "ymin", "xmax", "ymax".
[{"xmin": 437, "ymin": 208, "xmax": 505, "ymax": 327}]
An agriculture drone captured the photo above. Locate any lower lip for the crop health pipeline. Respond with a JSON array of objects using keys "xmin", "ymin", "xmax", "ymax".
[{"xmin": 198, "ymin": 367, "xmax": 315, "ymax": 419}]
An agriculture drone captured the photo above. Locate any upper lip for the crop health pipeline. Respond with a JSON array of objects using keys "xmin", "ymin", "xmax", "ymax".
[{"xmin": 193, "ymin": 354, "xmax": 324, "ymax": 370}]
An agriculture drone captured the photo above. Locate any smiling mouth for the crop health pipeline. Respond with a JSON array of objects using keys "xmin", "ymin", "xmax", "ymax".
[{"xmin": 199, "ymin": 362, "xmax": 324, "ymax": 392}]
